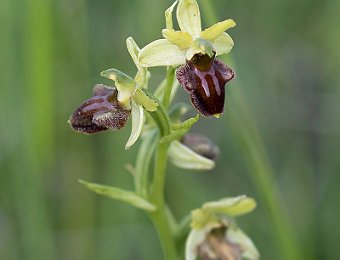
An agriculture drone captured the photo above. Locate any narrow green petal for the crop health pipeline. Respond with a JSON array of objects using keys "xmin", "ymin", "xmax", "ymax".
[
  {"xmin": 165, "ymin": 0, "xmax": 178, "ymax": 29},
  {"xmin": 126, "ymin": 37, "xmax": 149, "ymax": 87},
  {"xmin": 202, "ymin": 195, "xmax": 256, "ymax": 217},
  {"xmin": 79, "ymin": 180, "xmax": 156, "ymax": 212},
  {"xmin": 186, "ymin": 38, "xmax": 214, "ymax": 60},
  {"xmin": 126, "ymin": 36, "xmax": 140, "ymax": 65},
  {"xmin": 168, "ymin": 140, "xmax": 215, "ymax": 170},
  {"xmin": 212, "ymin": 32, "xmax": 234, "ymax": 56},
  {"xmin": 139, "ymin": 39, "xmax": 186, "ymax": 67},
  {"xmin": 125, "ymin": 101, "xmax": 144, "ymax": 149},
  {"xmin": 177, "ymin": 0, "xmax": 201, "ymax": 38},
  {"xmin": 162, "ymin": 29, "xmax": 193, "ymax": 49},
  {"xmin": 200, "ymin": 19, "xmax": 236, "ymax": 41}
]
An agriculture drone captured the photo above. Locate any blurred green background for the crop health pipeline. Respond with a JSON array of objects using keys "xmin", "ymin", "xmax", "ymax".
[{"xmin": 1, "ymin": 0, "xmax": 340, "ymax": 259}]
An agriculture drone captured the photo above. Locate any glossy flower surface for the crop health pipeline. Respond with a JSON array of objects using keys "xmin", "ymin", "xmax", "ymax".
[
  {"xmin": 177, "ymin": 53, "xmax": 234, "ymax": 116},
  {"xmin": 69, "ymin": 84, "xmax": 130, "ymax": 134}
]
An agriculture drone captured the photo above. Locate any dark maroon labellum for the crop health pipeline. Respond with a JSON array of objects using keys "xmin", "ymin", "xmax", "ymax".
[
  {"xmin": 69, "ymin": 84, "xmax": 131, "ymax": 134},
  {"xmin": 176, "ymin": 53, "xmax": 234, "ymax": 116}
]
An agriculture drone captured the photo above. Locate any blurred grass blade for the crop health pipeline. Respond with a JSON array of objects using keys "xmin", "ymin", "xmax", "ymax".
[{"xmin": 199, "ymin": 0, "xmax": 303, "ymax": 259}]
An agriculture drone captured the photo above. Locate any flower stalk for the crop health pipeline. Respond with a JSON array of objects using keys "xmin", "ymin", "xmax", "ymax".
[{"xmin": 70, "ymin": 0, "xmax": 261, "ymax": 259}]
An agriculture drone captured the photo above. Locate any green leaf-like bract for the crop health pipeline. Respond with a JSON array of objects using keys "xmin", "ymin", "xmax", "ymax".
[{"xmin": 79, "ymin": 180, "xmax": 156, "ymax": 212}]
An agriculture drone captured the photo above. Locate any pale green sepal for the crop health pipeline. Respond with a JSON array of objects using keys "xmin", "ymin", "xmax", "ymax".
[
  {"xmin": 139, "ymin": 39, "xmax": 186, "ymax": 67},
  {"xmin": 202, "ymin": 195, "xmax": 256, "ymax": 217},
  {"xmin": 126, "ymin": 37, "xmax": 148, "ymax": 87},
  {"xmin": 177, "ymin": 0, "xmax": 201, "ymax": 38},
  {"xmin": 185, "ymin": 222, "xmax": 222, "ymax": 260},
  {"xmin": 186, "ymin": 38, "xmax": 214, "ymax": 60},
  {"xmin": 226, "ymin": 226, "xmax": 260, "ymax": 260},
  {"xmin": 185, "ymin": 228, "xmax": 207, "ymax": 260},
  {"xmin": 125, "ymin": 101, "xmax": 144, "ymax": 149},
  {"xmin": 133, "ymin": 88, "xmax": 158, "ymax": 111},
  {"xmin": 168, "ymin": 140, "xmax": 214, "ymax": 170},
  {"xmin": 126, "ymin": 36, "xmax": 140, "ymax": 65},
  {"xmin": 100, "ymin": 68, "xmax": 135, "ymax": 106},
  {"xmin": 165, "ymin": 0, "xmax": 178, "ymax": 29},
  {"xmin": 79, "ymin": 180, "xmax": 156, "ymax": 212},
  {"xmin": 213, "ymin": 32, "xmax": 234, "ymax": 56},
  {"xmin": 200, "ymin": 19, "xmax": 236, "ymax": 41},
  {"xmin": 162, "ymin": 29, "xmax": 193, "ymax": 49}
]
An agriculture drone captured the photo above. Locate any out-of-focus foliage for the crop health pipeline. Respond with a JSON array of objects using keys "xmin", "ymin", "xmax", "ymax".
[{"xmin": 1, "ymin": 0, "xmax": 339, "ymax": 259}]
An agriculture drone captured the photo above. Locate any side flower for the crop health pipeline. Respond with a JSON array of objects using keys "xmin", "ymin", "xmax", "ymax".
[
  {"xmin": 186, "ymin": 195, "xmax": 260, "ymax": 260},
  {"xmin": 139, "ymin": 0, "xmax": 236, "ymax": 116},
  {"xmin": 69, "ymin": 38, "xmax": 157, "ymax": 149}
]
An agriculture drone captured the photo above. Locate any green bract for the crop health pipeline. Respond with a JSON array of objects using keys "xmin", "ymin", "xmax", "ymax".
[{"xmin": 139, "ymin": 0, "xmax": 235, "ymax": 67}]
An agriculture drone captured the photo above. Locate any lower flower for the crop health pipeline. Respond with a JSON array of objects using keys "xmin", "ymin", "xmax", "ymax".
[
  {"xmin": 186, "ymin": 196, "xmax": 259, "ymax": 260},
  {"xmin": 187, "ymin": 219, "xmax": 259, "ymax": 260},
  {"xmin": 176, "ymin": 53, "xmax": 234, "ymax": 117}
]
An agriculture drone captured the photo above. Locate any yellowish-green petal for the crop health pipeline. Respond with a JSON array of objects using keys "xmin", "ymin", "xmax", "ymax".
[
  {"xmin": 212, "ymin": 32, "xmax": 234, "ymax": 56},
  {"xmin": 200, "ymin": 19, "xmax": 236, "ymax": 41},
  {"xmin": 162, "ymin": 29, "xmax": 193, "ymax": 50},
  {"xmin": 177, "ymin": 0, "xmax": 201, "ymax": 38},
  {"xmin": 125, "ymin": 101, "xmax": 144, "ymax": 149},
  {"xmin": 202, "ymin": 195, "xmax": 256, "ymax": 217},
  {"xmin": 139, "ymin": 39, "xmax": 186, "ymax": 67},
  {"xmin": 100, "ymin": 68, "xmax": 135, "ymax": 107},
  {"xmin": 126, "ymin": 37, "xmax": 148, "ymax": 87},
  {"xmin": 126, "ymin": 37, "xmax": 140, "ymax": 65},
  {"xmin": 186, "ymin": 38, "xmax": 214, "ymax": 60},
  {"xmin": 165, "ymin": 0, "xmax": 178, "ymax": 29},
  {"xmin": 133, "ymin": 88, "xmax": 158, "ymax": 112}
]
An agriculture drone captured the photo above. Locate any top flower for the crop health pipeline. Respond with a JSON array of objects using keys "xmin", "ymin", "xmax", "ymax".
[{"xmin": 138, "ymin": 0, "xmax": 236, "ymax": 67}]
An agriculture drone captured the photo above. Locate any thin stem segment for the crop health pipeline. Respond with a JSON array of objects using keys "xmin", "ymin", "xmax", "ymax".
[
  {"xmin": 163, "ymin": 66, "xmax": 176, "ymax": 109},
  {"xmin": 142, "ymin": 72, "xmax": 180, "ymax": 259}
]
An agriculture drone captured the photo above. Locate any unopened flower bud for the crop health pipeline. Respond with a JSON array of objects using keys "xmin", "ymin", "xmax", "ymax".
[
  {"xmin": 69, "ymin": 84, "xmax": 131, "ymax": 134},
  {"xmin": 181, "ymin": 133, "xmax": 220, "ymax": 161}
]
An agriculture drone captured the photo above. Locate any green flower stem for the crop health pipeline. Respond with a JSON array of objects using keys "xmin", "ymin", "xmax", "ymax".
[
  {"xmin": 148, "ymin": 136, "xmax": 180, "ymax": 259},
  {"xmin": 149, "ymin": 208, "xmax": 179, "ymax": 260},
  {"xmin": 199, "ymin": 1, "xmax": 302, "ymax": 259},
  {"xmin": 163, "ymin": 66, "xmax": 176, "ymax": 109},
  {"xmin": 143, "ymin": 77, "xmax": 179, "ymax": 259},
  {"xmin": 135, "ymin": 129, "xmax": 158, "ymax": 197}
]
